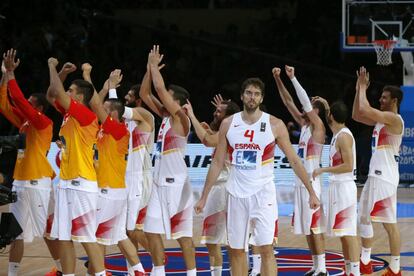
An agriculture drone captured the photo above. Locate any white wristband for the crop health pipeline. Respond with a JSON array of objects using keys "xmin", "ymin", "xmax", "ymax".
[
  {"xmin": 291, "ymin": 77, "xmax": 312, "ymax": 113},
  {"xmin": 123, "ymin": 106, "xmax": 133, "ymax": 119},
  {"xmin": 108, "ymin": 88, "xmax": 118, "ymax": 99}
]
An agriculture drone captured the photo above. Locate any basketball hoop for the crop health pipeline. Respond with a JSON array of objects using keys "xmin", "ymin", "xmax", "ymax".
[{"xmin": 373, "ymin": 40, "xmax": 396, "ymax": 66}]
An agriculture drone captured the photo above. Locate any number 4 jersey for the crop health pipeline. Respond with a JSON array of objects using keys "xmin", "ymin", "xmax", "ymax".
[{"xmin": 226, "ymin": 112, "xmax": 276, "ymax": 197}]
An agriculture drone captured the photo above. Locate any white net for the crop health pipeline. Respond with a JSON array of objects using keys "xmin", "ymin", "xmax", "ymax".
[{"xmin": 373, "ymin": 40, "xmax": 396, "ymax": 66}]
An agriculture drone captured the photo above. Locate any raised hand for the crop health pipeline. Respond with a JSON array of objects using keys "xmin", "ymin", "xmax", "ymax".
[
  {"xmin": 148, "ymin": 45, "xmax": 164, "ymax": 67},
  {"xmin": 1, "ymin": 61, "xmax": 6, "ymax": 74},
  {"xmin": 60, "ymin": 62, "xmax": 76, "ymax": 74},
  {"xmin": 48, "ymin": 57, "xmax": 59, "ymax": 67},
  {"xmin": 108, "ymin": 69, "xmax": 123, "ymax": 89},
  {"xmin": 272, "ymin": 67, "xmax": 281, "ymax": 78},
  {"xmin": 81, "ymin": 63, "xmax": 92, "ymax": 73},
  {"xmin": 3, "ymin": 49, "xmax": 20, "ymax": 72},
  {"xmin": 183, "ymin": 99, "xmax": 194, "ymax": 117},
  {"xmin": 356, "ymin": 66, "xmax": 370, "ymax": 88},
  {"xmin": 211, "ymin": 94, "xmax": 224, "ymax": 108},
  {"xmin": 285, "ymin": 65, "xmax": 295, "ymax": 79}
]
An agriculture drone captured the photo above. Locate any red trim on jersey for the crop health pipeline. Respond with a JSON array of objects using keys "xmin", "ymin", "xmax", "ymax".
[
  {"xmin": 136, "ymin": 206, "xmax": 147, "ymax": 225},
  {"xmin": 227, "ymin": 141, "xmax": 234, "ymax": 163},
  {"xmin": 332, "ymin": 151, "xmax": 343, "ymax": 166},
  {"xmin": 102, "ymin": 116, "xmax": 128, "ymax": 141},
  {"xmin": 96, "ymin": 216, "xmax": 117, "ymax": 239},
  {"xmin": 274, "ymin": 219, "xmax": 279, "ymax": 239},
  {"xmin": 8, "ymin": 79, "xmax": 52, "ymax": 130},
  {"xmin": 370, "ymin": 196, "xmax": 393, "ymax": 218},
  {"xmin": 262, "ymin": 141, "xmax": 276, "ymax": 161},
  {"xmin": 311, "ymin": 208, "xmax": 321, "ymax": 229},
  {"xmin": 163, "ymin": 127, "xmax": 180, "ymax": 152},
  {"xmin": 377, "ymin": 127, "xmax": 390, "ymax": 147},
  {"xmin": 202, "ymin": 210, "xmax": 226, "ymax": 237},
  {"xmin": 68, "ymin": 99, "xmax": 96, "ymax": 126},
  {"xmin": 171, "ymin": 206, "xmax": 192, "ymax": 234},
  {"xmin": 333, "ymin": 205, "xmax": 354, "ymax": 230},
  {"xmin": 71, "ymin": 210, "xmax": 95, "ymax": 236}
]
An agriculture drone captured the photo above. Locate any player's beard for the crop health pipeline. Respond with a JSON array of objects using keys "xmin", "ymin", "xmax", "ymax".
[
  {"xmin": 210, "ymin": 117, "xmax": 223, "ymax": 131},
  {"xmin": 244, "ymin": 101, "xmax": 260, "ymax": 113},
  {"xmin": 126, "ymin": 101, "xmax": 137, "ymax": 108}
]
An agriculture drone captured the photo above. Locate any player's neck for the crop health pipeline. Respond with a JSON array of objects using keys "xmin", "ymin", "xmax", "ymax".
[
  {"xmin": 241, "ymin": 109, "xmax": 262, "ymax": 125},
  {"xmin": 331, "ymin": 122, "xmax": 345, "ymax": 135}
]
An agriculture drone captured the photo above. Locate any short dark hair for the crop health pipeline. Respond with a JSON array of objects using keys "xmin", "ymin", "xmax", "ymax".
[
  {"xmin": 240, "ymin": 78, "xmax": 265, "ymax": 97},
  {"xmin": 129, "ymin": 84, "xmax": 141, "ymax": 98},
  {"xmin": 330, "ymin": 101, "xmax": 348, "ymax": 124},
  {"xmin": 383, "ymin": 85, "xmax": 403, "ymax": 108},
  {"xmin": 168, "ymin": 84, "xmax": 189, "ymax": 106},
  {"xmin": 105, "ymin": 99, "xmax": 125, "ymax": 121},
  {"xmin": 312, "ymin": 100, "xmax": 326, "ymax": 120},
  {"xmin": 71, "ymin": 79, "xmax": 95, "ymax": 105},
  {"xmin": 223, "ymin": 100, "xmax": 240, "ymax": 117},
  {"xmin": 31, "ymin": 93, "xmax": 49, "ymax": 112}
]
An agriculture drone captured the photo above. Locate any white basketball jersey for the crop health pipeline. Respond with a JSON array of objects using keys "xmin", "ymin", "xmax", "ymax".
[
  {"xmin": 369, "ymin": 115, "xmax": 404, "ymax": 185},
  {"xmin": 125, "ymin": 116, "xmax": 155, "ymax": 175},
  {"xmin": 329, "ymin": 127, "xmax": 356, "ymax": 182},
  {"xmin": 153, "ymin": 116, "xmax": 189, "ymax": 186},
  {"xmin": 226, "ymin": 112, "xmax": 276, "ymax": 197},
  {"xmin": 297, "ymin": 125, "xmax": 323, "ymax": 175}
]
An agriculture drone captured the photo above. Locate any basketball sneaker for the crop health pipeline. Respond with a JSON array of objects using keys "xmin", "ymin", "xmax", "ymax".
[
  {"xmin": 313, "ymin": 272, "xmax": 329, "ymax": 276},
  {"xmin": 44, "ymin": 267, "xmax": 62, "ymax": 276},
  {"xmin": 360, "ymin": 260, "xmax": 373, "ymax": 274},
  {"xmin": 134, "ymin": 271, "xmax": 145, "ymax": 276},
  {"xmin": 381, "ymin": 267, "xmax": 402, "ymax": 276},
  {"xmin": 304, "ymin": 269, "xmax": 315, "ymax": 276}
]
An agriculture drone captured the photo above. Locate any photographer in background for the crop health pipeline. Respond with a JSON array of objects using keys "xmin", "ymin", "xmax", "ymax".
[{"xmin": 0, "ymin": 49, "xmax": 60, "ymax": 276}]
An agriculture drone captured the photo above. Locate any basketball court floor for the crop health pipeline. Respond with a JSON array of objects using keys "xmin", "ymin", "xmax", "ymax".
[{"xmin": 0, "ymin": 187, "xmax": 413, "ymax": 275}]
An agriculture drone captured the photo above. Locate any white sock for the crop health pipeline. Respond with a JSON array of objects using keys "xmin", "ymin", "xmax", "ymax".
[
  {"xmin": 252, "ymin": 254, "xmax": 261, "ymax": 273},
  {"xmin": 390, "ymin": 256, "xmax": 401, "ymax": 273},
  {"xmin": 8, "ymin": 262, "xmax": 20, "ymax": 276},
  {"xmin": 85, "ymin": 274, "xmax": 92, "ymax": 276},
  {"xmin": 132, "ymin": 262, "xmax": 145, "ymax": 272},
  {"xmin": 63, "ymin": 274, "xmax": 75, "ymax": 276},
  {"xmin": 54, "ymin": 259, "xmax": 62, "ymax": 271},
  {"xmin": 315, "ymin": 254, "xmax": 326, "ymax": 273},
  {"xmin": 350, "ymin": 261, "xmax": 360, "ymax": 276},
  {"xmin": 151, "ymin": 265, "xmax": 165, "ymax": 276},
  {"xmin": 211, "ymin": 266, "xmax": 222, "ymax": 276},
  {"xmin": 361, "ymin": 247, "xmax": 371, "ymax": 264},
  {"xmin": 311, "ymin": 255, "xmax": 317, "ymax": 271},
  {"xmin": 345, "ymin": 259, "xmax": 351, "ymax": 275},
  {"xmin": 94, "ymin": 271, "xmax": 106, "ymax": 276},
  {"xmin": 127, "ymin": 261, "xmax": 134, "ymax": 274},
  {"xmin": 187, "ymin": 268, "xmax": 197, "ymax": 275}
]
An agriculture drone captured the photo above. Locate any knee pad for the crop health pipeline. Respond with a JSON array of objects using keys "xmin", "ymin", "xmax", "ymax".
[{"xmin": 360, "ymin": 224, "xmax": 374, "ymax": 238}]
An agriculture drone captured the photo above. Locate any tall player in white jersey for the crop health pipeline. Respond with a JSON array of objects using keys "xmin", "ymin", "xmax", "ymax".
[
  {"xmin": 184, "ymin": 95, "xmax": 240, "ymax": 276},
  {"xmin": 195, "ymin": 77, "xmax": 320, "ymax": 276},
  {"xmin": 140, "ymin": 45, "xmax": 196, "ymax": 276},
  {"xmin": 352, "ymin": 67, "xmax": 404, "ymax": 276},
  {"xmin": 312, "ymin": 98, "xmax": 360, "ymax": 276},
  {"xmin": 272, "ymin": 66, "xmax": 327, "ymax": 276}
]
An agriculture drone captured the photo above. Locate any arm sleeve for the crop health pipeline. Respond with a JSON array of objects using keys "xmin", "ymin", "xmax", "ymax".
[
  {"xmin": 67, "ymin": 99, "xmax": 97, "ymax": 126},
  {"xmin": 8, "ymin": 79, "xmax": 51, "ymax": 130},
  {"xmin": 0, "ymin": 82, "xmax": 23, "ymax": 128},
  {"xmin": 102, "ymin": 116, "xmax": 128, "ymax": 141},
  {"xmin": 291, "ymin": 77, "xmax": 312, "ymax": 113}
]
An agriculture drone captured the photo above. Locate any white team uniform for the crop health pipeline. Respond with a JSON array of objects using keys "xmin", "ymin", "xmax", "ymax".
[
  {"xmin": 201, "ymin": 154, "xmax": 229, "ymax": 245},
  {"xmin": 292, "ymin": 125, "xmax": 325, "ymax": 235},
  {"xmin": 10, "ymin": 177, "xmax": 52, "ymax": 242},
  {"xmin": 144, "ymin": 117, "xmax": 193, "ymax": 239},
  {"xmin": 359, "ymin": 115, "xmax": 404, "ymax": 224},
  {"xmin": 326, "ymin": 128, "xmax": 357, "ymax": 237},
  {"xmin": 226, "ymin": 112, "xmax": 278, "ymax": 250},
  {"xmin": 125, "ymin": 116, "xmax": 154, "ymax": 231},
  {"xmin": 96, "ymin": 188, "xmax": 128, "ymax": 245}
]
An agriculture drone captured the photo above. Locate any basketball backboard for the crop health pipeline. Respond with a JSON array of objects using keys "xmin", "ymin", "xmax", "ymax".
[{"xmin": 341, "ymin": 0, "xmax": 414, "ymax": 52}]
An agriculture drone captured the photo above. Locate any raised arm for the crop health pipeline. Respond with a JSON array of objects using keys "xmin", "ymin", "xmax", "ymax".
[
  {"xmin": 272, "ymin": 116, "xmax": 320, "ymax": 209},
  {"xmin": 352, "ymin": 67, "xmax": 376, "ymax": 125},
  {"xmin": 312, "ymin": 132, "xmax": 354, "ymax": 179},
  {"xmin": 183, "ymin": 99, "xmax": 218, "ymax": 147},
  {"xmin": 47, "ymin": 58, "xmax": 72, "ymax": 111},
  {"xmin": 272, "ymin": 67, "xmax": 305, "ymax": 126},
  {"xmin": 139, "ymin": 56, "xmax": 165, "ymax": 117},
  {"xmin": 312, "ymin": 96, "xmax": 330, "ymax": 124},
  {"xmin": 194, "ymin": 117, "xmax": 231, "ymax": 214},
  {"xmin": 0, "ymin": 60, "xmax": 23, "ymax": 128},
  {"xmin": 89, "ymin": 90, "xmax": 108, "ymax": 123},
  {"xmin": 148, "ymin": 45, "xmax": 189, "ymax": 134}
]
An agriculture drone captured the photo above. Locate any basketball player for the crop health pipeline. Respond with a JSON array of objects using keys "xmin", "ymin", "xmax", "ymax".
[
  {"xmin": 272, "ymin": 66, "xmax": 327, "ymax": 276},
  {"xmin": 195, "ymin": 77, "xmax": 320, "ymax": 276},
  {"xmin": 104, "ymin": 70, "xmax": 155, "ymax": 274},
  {"xmin": 47, "ymin": 57, "xmax": 105, "ymax": 276},
  {"xmin": 140, "ymin": 45, "xmax": 196, "ymax": 275},
  {"xmin": 352, "ymin": 67, "xmax": 404, "ymax": 276},
  {"xmin": 312, "ymin": 97, "xmax": 360, "ymax": 276},
  {"xmin": 183, "ymin": 96, "xmax": 240, "ymax": 276},
  {"xmin": 2, "ymin": 49, "xmax": 59, "ymax": 276}
]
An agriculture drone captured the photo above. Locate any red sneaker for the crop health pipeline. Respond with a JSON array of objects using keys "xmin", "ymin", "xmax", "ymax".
[
  {"xmin": 44, "ymin": 267, "xmax": 62, "ymax": 276},
  {"xmin": 134, "ymin": 271, "xmax": 146, "ymax": 276},
  {"xmin": 381, "ymin": 267, "xmax": 402, "ymax": 276},
  {"xmin": 360, "ymin": 260, "xmax": 373, "ymax": 274},
  {"xmin": 106, "ymin": 271, "xmax": 112, "ymax": 276}
]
